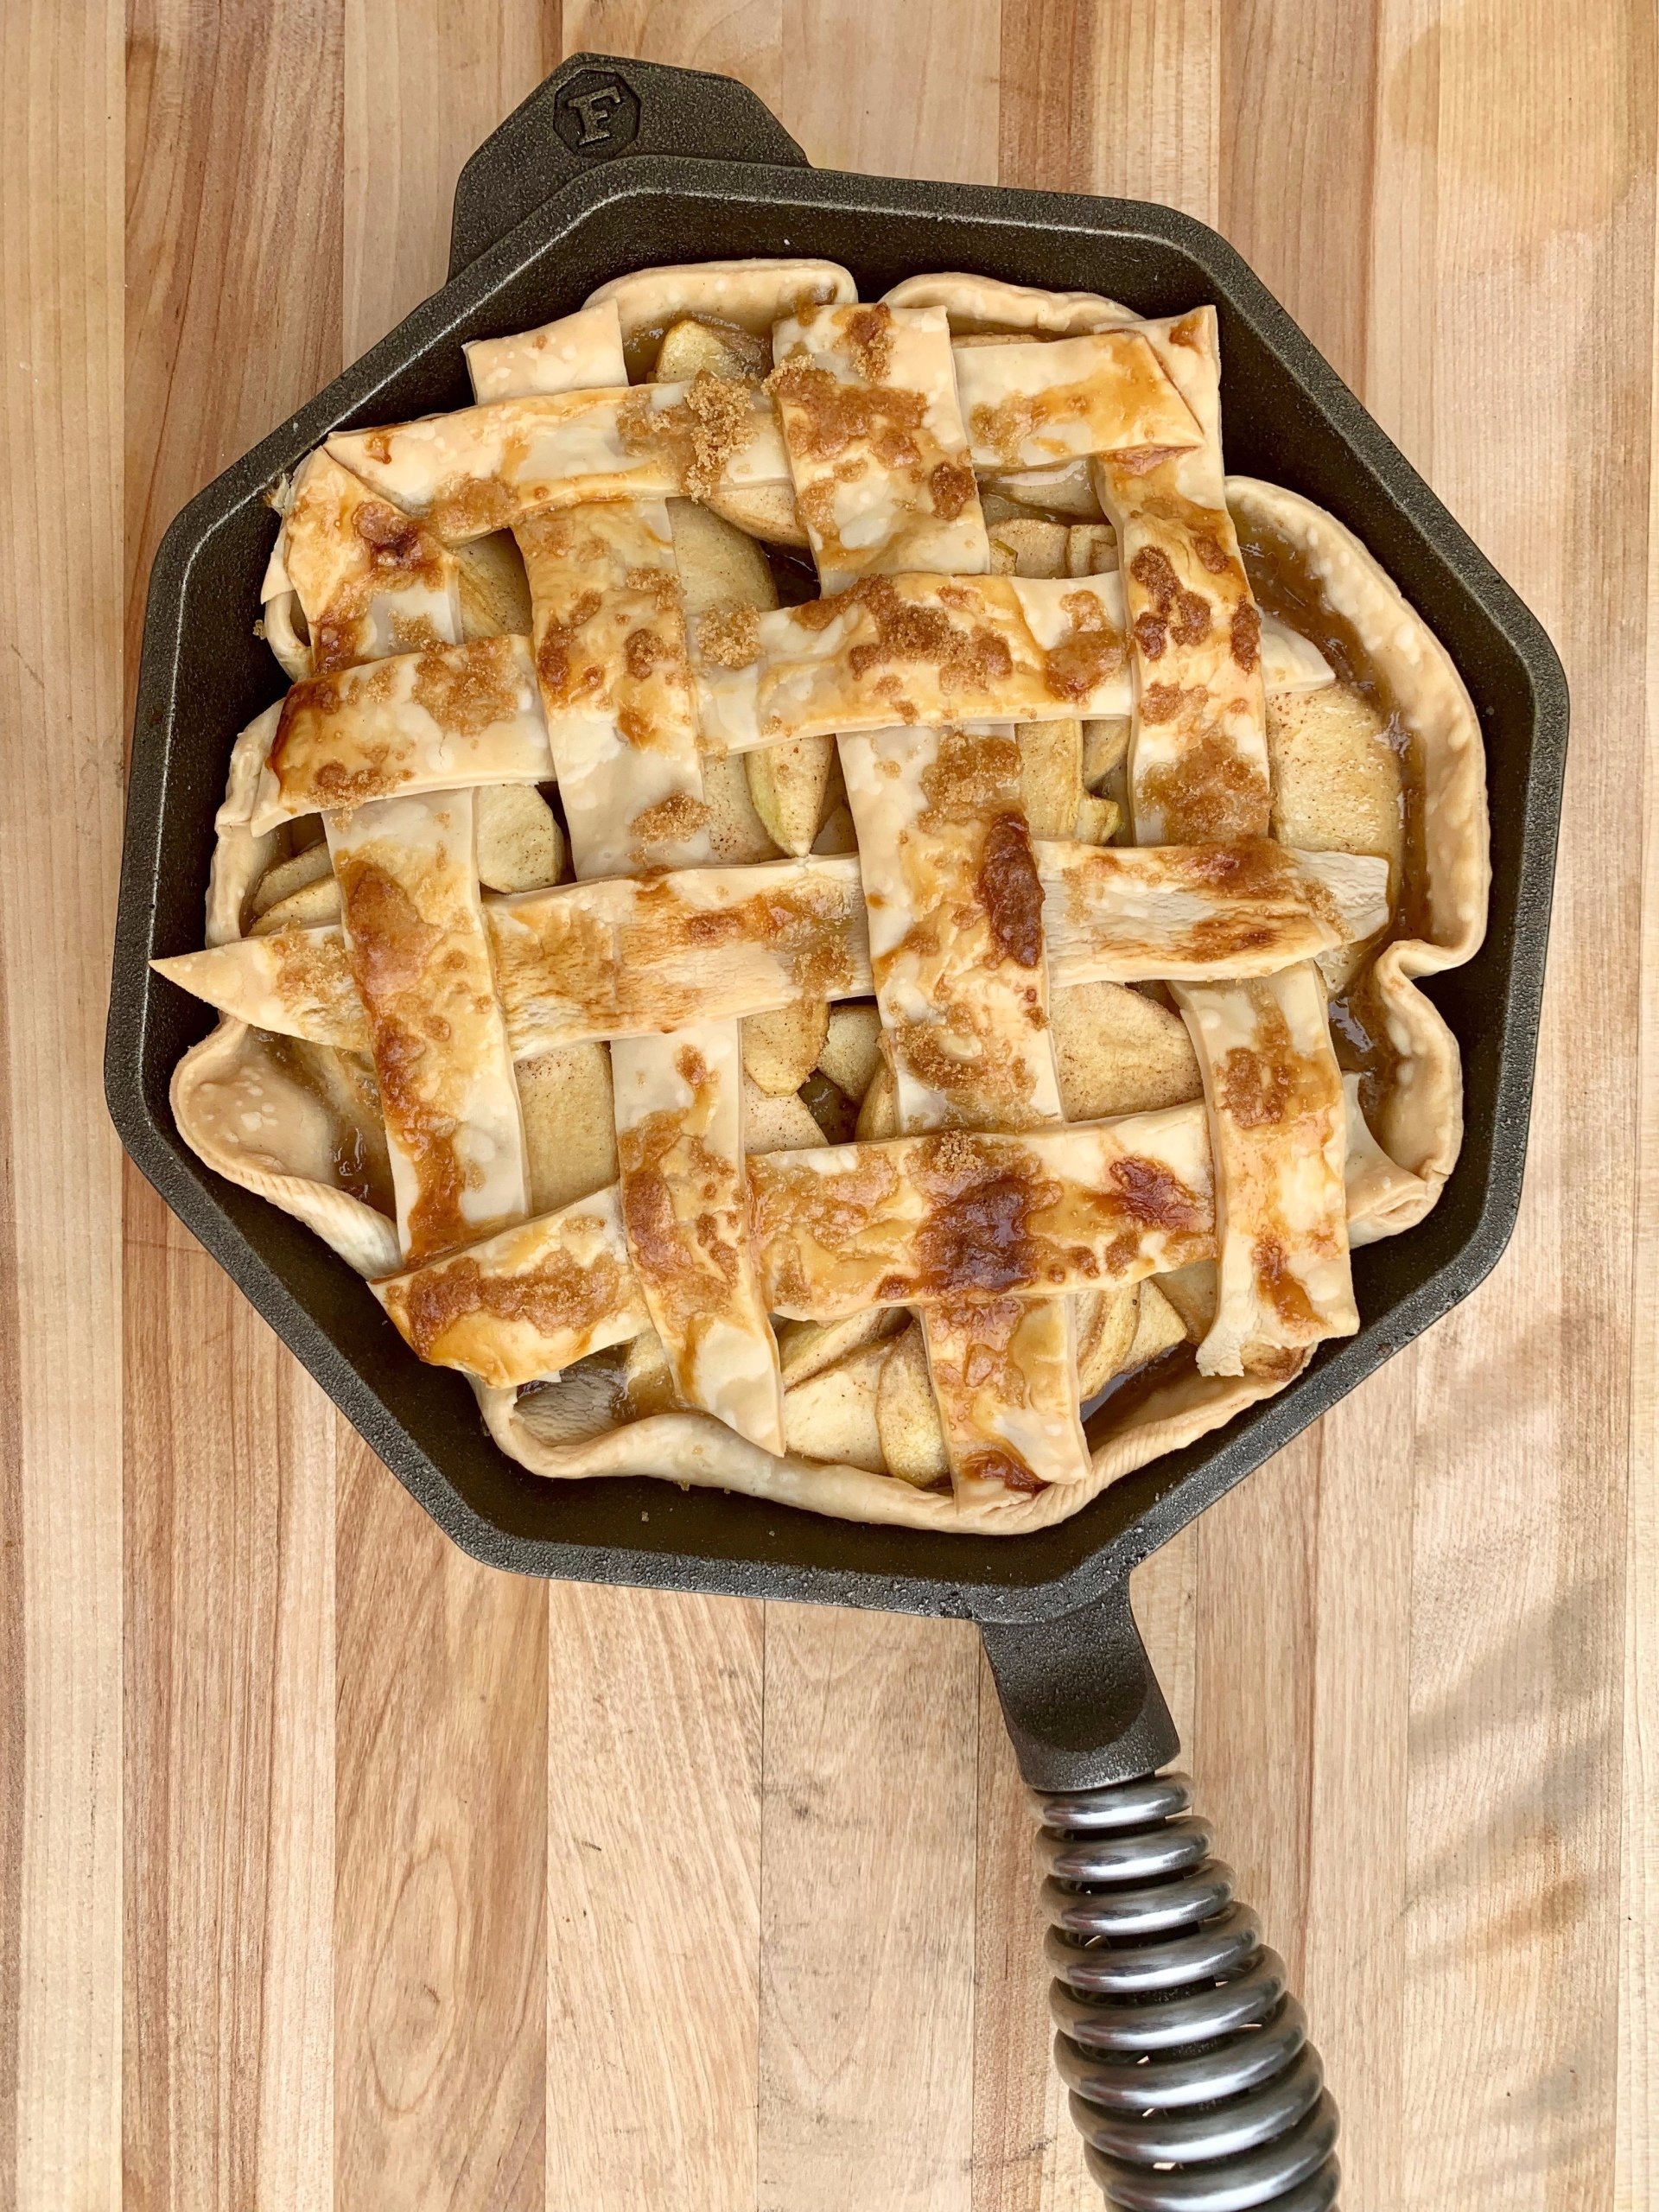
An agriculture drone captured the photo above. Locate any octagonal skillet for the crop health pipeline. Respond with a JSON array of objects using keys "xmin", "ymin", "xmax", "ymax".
[{"xmin": 107, "ymin": 54, "xmax": 1567, "ymax": 2209}]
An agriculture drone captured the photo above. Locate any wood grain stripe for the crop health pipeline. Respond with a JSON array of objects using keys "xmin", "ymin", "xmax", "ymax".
[
  {"xmin": 334, "ymin": 1442, "xmax": 547, "ymax": 2209},
  {"xmin": 330, "ymin": 14, "xmax": 560, "ymax": 2208},
  {"xmin": 122, "ymin": 4, "xmax": 346, "ymax": 2205},
  {"xmin": 2, "ymin": 1, "xmax": 124, "ymax": 2203}
]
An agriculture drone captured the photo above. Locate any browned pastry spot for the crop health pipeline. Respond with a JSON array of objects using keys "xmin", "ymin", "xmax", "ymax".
[
  {"xmin": 1251, "ymin": 1236, "xmax": 1325, "ymax": 1335},
  {"xmin": 395, "ymin": 1245, "xmax": 631, "ymax": 1364},
  {"xmin": 1215, "ymin": 1002, "xmax": 1334, "ymax": 1129},
  {"xmin": 977, "ymin": 812, "xmax": 1044, "ymax": 969}
]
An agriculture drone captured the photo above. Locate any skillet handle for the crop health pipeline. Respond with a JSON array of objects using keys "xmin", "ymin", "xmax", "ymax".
[
  {"xmin": 983, "ymin": 1592, "xmax": 1342, "ymax": 2209},
  {"xmin": 448, "ymin": 52, "xmax": 812, "ymax": 278}
]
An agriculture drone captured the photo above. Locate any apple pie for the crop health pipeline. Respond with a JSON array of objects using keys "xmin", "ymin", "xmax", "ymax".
[{"xmin": 156, "ymin": 259, "xmax": 1489, "ymax": 1529}]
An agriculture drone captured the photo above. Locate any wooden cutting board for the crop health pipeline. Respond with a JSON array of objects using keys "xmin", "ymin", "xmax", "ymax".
[{"xmin": 2, "ymin": 3, "xmax": 1653, "ymax": 2206}]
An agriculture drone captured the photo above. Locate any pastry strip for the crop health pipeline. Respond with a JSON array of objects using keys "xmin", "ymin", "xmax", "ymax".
[
  {"xmin": 328, "ymin": 789, "xmax": 529, "ymax": 1263},
  {"xmin": 327, "ymin": 378, "xmax": 791, "ymax": 543},
  {"xmin": 266, "ymin": 448, "xmax": 461, "ymax": 675},
  {"xmin": 1095, "ymin": 310, "xmax": 1273, "ymax": 845},
  {"xmin": 953, "ymin": 328, "xmax": 1204, "ymax": 470},
  {"xmin": 158, "ymin": 842, "xmax": 1387, "ymax": 1051},
  {"xmin": 693, "ymin": 572, "xmax": 1328, "ymax": 753},
  {"xmin": 250, "ymin": 635, "xmax": 550, "ymax": 830},
  {"xmin": 1172, "ymin": 970, "xmax": 1358, "ymax": 1375},
  {"xmin": 484, "ymin": 312, "xmax": 787, "ymax": 1451},
  {"xmin": 513, "ymin": 499, "xmax": 705, "ymax": 877},
  {"xmin": 372, "ymin": 1090, "xmax": 1408, "ymax": 1390},
  {"xmin": 839, "ymin": 719, "xmax": 1091, "ymax": 1489},
  {"xmin": 1102, "ymin": 308, "xmax": 1358, "ymax": 1373},
  {"xmin": 768, "ymin": 301, "xmax": 991, "ymax": 588}
]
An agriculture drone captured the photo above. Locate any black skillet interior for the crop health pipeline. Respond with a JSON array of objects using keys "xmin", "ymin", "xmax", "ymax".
[{"xmin": 108, "ymin": 55, "xmax": 1567, "ymax": 1631}]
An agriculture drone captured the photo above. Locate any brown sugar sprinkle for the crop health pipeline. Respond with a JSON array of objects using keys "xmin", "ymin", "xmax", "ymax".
[
  {"xmin": 628, "ymin": 791, "xmax": 709, "ymax": 849},
  {"xmin": 626, "ymin": 563, "xmax": 681, "ymax": 611},
  {"xmin": 384, "ymin": 612, "xmax": 448, "ymax": 658},
  {"xmin": 766, "ymin": 352, "xmax": 928, "ymax": 470},
  {"xmin": 430, "ymin": 473, "xmax": 518, "ymax": 542},
  {"xmin": 305, "ymin": 747, "xmax": 404, "ymax": 811},
  {"xmin": 679, "ymin": 372, "xmax": 760, "ymax": 499},
  {"xmin": 272, "ymin": 929, "xmax": 361, "ymax": 1033},
  {"xmin": 1042, "ymin": 593, "xmax": 1125, "ymax": 702},
  {"xmin": 919, "ymin": 725, "xmax": 1020, "ymax": 824},
  {"xmin": 410, "ymin": 636, "xmax": 524, "ymax": 737},
  {"xmin": 619, "ymin": 373, "xmax": 760, "ymax": 501},
  {"xmin": 353, "ymin": 500, "xmax": 442, "ymax": 576},
  {"xmin": 395, "ymin": 1243, "xmax": 627, "ymax": 1366},
  {"xmin": 842, "ymin": 303, "xmax": 895, "ymax": 385},
  {"xmin": 928, "ymin": 458, "xmax": 976, "ymax": 521},
  {"xmin": 977, "ymin": 812, "xmax": 1044, "ymax": 969},
  {"xmin": 1136, "ymin": 723, "xmax": 1272, "ymax": 844},
  {"xmin": 1230, "ymin": 601, "xmax": 1262, "ymax": 671},
  {"xmin": 625, "ymin": 625, "xmax": 672, "ymax": 680},
  {"xmin": 696, "ymin": 599, "xmax": 762, "ymax": 669},
  {"xmin": 842, "ymin": 576, "xmax": 1014, "ymax": 696},
  {"xmin": 536, "ymin": 594, "xmax": 607, "ymax": 709}
]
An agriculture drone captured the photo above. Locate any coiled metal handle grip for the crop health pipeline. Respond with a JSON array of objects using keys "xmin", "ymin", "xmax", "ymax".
[{"xmin": 1039, "ymin": 1771, "xmax": 1340, "ymax": 2210}]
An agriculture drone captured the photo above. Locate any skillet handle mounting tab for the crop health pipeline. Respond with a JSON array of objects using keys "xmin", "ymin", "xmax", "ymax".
[{"xmin": 448, "ymin": 52, "xmax": 812, "ymax": 278}]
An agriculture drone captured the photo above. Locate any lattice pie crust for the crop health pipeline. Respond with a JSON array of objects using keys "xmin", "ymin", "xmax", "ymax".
[{"xmin": 157, "ymin": 261, "xmax": 1489, "ymax": 1531}]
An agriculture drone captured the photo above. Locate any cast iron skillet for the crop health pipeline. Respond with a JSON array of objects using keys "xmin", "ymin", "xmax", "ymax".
[{"xmin": 107, "ymin": 54, "xmax": 1567, "ymax": 2209}]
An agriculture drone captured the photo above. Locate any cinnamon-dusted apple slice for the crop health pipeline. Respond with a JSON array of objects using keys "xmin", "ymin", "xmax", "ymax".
[
  {"xmin": 517, "ymin": 1043, "xmax": 617, "ymax": 1215},
  {"xmin": 741, "ymin": 996, "xmax": 830, "ymax": 1096},
  {"xmin": 474, "ymin": 783, "xmax": 564, "ymax": 893},
  {"xmin": 746, "ymin": 734, "xmax": 836, "ymax": 857},
  {"xmin": 778, "ymin": 1307, "xmax": 906, "ymax": 1389},
  {"xmin": 817, "ymin": 1002, "xmax": 884, "ymax": 1104},
  {"xmin": 781, "ymin": 1338, "xmax": 888, "ymax": 1474},
  {"xmin": 875, "ymin": 1325, "xmax": 950, "ymax": 1486}
]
